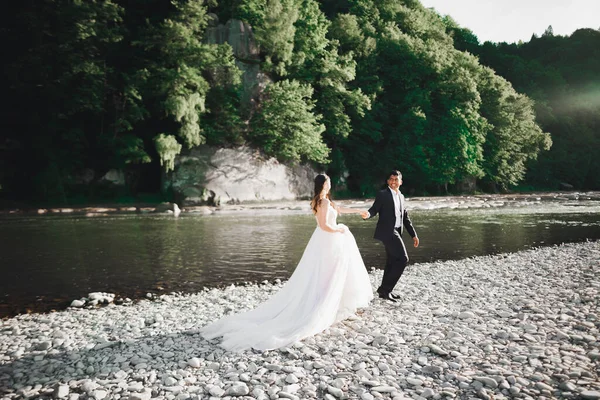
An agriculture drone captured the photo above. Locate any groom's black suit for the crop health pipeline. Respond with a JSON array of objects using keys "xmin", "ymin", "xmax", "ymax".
[{"xmin": 367, "ymin": 188, "xmax": 417, "ymax": 296}]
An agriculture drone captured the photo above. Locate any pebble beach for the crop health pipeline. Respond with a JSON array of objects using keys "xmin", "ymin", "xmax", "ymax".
[{"xmin": 1, "ymin": 241, "xmax": 599, "ymax": 400}]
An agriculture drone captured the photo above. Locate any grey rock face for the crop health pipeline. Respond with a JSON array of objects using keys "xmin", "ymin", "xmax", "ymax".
[{"xmin": 164, "ymin": 146, "xmax": 316, "ymax": 205}]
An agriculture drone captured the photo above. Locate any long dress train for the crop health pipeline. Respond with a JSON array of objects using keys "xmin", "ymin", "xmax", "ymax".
[{"xmin": 200, "ymin": 204, "xmax": 373, "ymax": 352}]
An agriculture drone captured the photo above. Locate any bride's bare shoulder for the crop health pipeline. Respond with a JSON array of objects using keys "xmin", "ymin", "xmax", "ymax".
[{"xmin": 315, "ymin": 198, "xmax": 330, "ymax": 212}]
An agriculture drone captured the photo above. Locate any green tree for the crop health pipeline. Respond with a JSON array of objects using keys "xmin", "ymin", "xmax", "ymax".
[
  {"xmin": 3, "ymin": 0, "xmax": 130, "ymax": 200},
  {"xmin": 467, "ymin": 28, "xmax": 600, "ymax": 189},
  {"xmin": 132, "ymin": 0, "xmax": 240, "ymax": 161},
  {"xmin": 328, "ymin": 0, "xmax": 553, "ymax": 193},
  {"xmin": 5, "ymin": 0, "xmax": 591, "ymax": 204},
  {"xmin": 249, "ymin": 80, "xmax": 329, "ymax": 163},
  {"xmin": 237, "ymin": 0, "xmax": 299, "ymax": 75},
  {"xmin": 477, "ymin": 68, "xmax": 552, "ymax": 190},
  {"xmin": 2, "ymin": 0, "xmax": 242, "ymax": 201},
  {"xmin": 288, "ymin": 0, "xmax": 370, "ymax": 179}
]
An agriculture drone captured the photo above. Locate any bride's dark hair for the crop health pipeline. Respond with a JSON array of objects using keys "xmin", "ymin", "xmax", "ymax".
[{"xmin": 310, "ymin": 174, "xmax": 334, "ymax": 214}]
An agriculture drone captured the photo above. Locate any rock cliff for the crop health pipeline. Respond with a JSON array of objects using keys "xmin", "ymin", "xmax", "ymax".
[{"xmin": 163, "ymin": 146, "xmax": 317, "ymax": 205}]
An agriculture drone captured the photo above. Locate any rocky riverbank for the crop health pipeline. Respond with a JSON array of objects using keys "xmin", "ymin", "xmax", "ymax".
[{"xmin": 1, "ymin": 241, "xmax": 599, "ymax": 400}]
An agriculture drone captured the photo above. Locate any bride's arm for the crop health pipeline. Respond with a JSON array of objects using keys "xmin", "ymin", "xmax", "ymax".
[
  {"xmin": 317, "ymin": 199, "xmax": 344, "ymax": 233},
  {"xmin": 335, "ymin": 203, "xmax": 367, "ymax": 215}
]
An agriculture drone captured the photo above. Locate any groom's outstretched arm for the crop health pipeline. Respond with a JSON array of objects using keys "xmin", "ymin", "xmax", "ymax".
[{"xmin": 365, "ymin": 191, "xmax": 383, "ymax": 219}]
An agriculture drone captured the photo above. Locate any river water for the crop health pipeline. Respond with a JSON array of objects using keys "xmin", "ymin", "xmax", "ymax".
[{"xmin": 1, "ymin": 193, "xmax": 599, "ymax": 317}]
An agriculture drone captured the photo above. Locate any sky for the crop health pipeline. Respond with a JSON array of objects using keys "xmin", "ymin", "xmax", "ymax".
[{"xmin": 418, "ymin": 0, "xmax": 600, "ymax": 44}]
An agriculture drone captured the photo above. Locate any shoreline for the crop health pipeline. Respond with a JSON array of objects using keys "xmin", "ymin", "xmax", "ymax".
[
  {"xmin": 1, "ymin": 241, "xmax": 599, "ymax": 399},
  {"xmin": 1, "ymin": 191, "xmax": 599, "ymax": 217}
]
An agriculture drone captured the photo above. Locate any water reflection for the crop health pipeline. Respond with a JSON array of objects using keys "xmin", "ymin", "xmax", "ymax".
[{"xmin": 1, "ymin": 203, "xmax": 599, "ymax": 316}]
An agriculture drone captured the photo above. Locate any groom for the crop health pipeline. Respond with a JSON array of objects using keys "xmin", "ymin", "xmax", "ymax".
[{"xmin": 361, "ymin": 170, "xmax": 419, "ymax": 302}]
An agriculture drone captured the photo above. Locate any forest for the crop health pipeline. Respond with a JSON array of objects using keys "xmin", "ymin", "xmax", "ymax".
[{"xmin": 1, "ymin": 0, "xmax": 598, "ymax": 203}]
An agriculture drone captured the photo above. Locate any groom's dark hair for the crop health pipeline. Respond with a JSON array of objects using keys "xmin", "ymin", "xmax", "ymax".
[{"xmin": 389, "ymin": 170, "xmax": 402, "ymax": 178}]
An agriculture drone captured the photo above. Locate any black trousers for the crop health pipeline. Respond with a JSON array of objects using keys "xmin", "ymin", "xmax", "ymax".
[{"xmin": 377, "ymin": 228, "xmax": 409, "ymax": 295}]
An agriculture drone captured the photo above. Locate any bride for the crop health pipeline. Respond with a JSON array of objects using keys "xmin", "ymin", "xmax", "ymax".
[{"xmin": 201, "ymin": 174, "xmax": 373, "ymax": 352}]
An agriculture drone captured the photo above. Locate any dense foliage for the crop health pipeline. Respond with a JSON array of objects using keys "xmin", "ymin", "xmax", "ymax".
[
  {"xmin": 1, "ymin": 0, "xmax": 596, "ymax": 203},
  {"xmin": 446, "ymin": 23, "xmax": 600, "ymax": 190}
]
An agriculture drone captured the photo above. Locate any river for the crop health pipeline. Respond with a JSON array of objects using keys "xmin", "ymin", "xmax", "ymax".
[{"xmin": 1, "ymin": 192, "xmax": 599, "ymax": 317}]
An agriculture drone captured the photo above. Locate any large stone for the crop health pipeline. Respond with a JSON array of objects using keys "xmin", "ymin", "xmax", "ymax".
[
  {"xmin": 100, "ymin": 169, "xmax": 125, "ymax": 186},
  {"xmin": 188, "ymin": 357, "xmax": 201, "ymax": 368},
  {"xmin": 559, "ymin": 182, "xmax": 574, "ymax": 191},
  {"xmin": 129, "ymin": 390, "xmax": 152, "ymax": 400},
  {"xmin": 429, "ymin": 344, "xmax": 449, "ymax": 356},
  {"xmin": 163, "ymin": 146, "xmax": 317, "ymax": 205},
  {"xmin": 153, "ymin": 202, "xmax": 181, "ymax": 216},
  {"xmin": 226, "ymin": 382, "xmax": 250, "ymax": 396},
  {"xmin": 53, "ymin": 384, "xmax": 69, "ymax": 399},
  {"xmin": 70, "ymin": 299, "xmax": 85, "ymax": 308},
  {"xmin": 581, "ymin": 391, "xmax": 600, "ymax": 400}
]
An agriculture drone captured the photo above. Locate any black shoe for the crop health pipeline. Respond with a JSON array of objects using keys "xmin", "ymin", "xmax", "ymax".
[
  {"xmin": 378, "ymin": 292, "xmax": 398, "ymax": 303},
  {"xmin": 389, "ymin": 292, "xmax": 401, "ymax": 300}
]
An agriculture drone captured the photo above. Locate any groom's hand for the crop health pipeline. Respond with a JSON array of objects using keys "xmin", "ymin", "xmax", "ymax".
[
  {"xmin": 413, "ymin": 237, "xmax": 420, "ymax": 248},
  {"xmin": 360, "ymin": 211, "xmax": 369, "ymax": 219}
]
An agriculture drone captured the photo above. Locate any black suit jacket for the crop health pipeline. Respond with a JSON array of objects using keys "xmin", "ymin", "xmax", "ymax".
[{"xmin": 367, "ymin": 188, "xmax": 417, "ymax": 241}]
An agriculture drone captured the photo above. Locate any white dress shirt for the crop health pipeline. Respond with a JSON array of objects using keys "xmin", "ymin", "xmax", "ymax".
[
  {"xmin": 389, "ymin": 187, "xmax": 402, "ymax": 228},
  {"xmin": 366, "ymin": 187, "xmax": 404, "ymax": 228}
]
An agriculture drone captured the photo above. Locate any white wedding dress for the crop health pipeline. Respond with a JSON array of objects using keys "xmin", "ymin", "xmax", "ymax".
[{"xmin": 201, "ymin": 204, "xmax": 374, "ymax": 352}]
